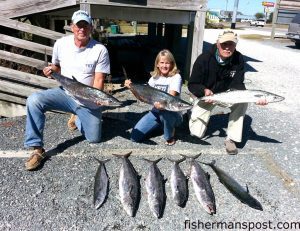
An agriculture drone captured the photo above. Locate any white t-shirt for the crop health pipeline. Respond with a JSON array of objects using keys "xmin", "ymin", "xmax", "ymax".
[
  {"xmin": 52, "ymin": 35, "xmax": 110, "ymax": 86},
  {"xmin": 148, "ymin": 73, "xmax": 182, "ymax": 94}
]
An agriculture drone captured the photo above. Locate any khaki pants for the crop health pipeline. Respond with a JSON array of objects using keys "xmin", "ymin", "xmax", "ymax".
[{"xmin": 189, "ymin": 99, "xmax": 248, "ymax": 142}]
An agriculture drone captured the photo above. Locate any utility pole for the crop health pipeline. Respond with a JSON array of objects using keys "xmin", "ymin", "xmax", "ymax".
[{"xmin": 231, "ymin": 0, "xmax": 239, "ymax": 29}]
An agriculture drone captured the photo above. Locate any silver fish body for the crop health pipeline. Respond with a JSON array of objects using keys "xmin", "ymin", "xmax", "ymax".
[
  {"xmin": 51, "ymin": 72, "xmax": 122, "ymax": 107},
  {"xmin": 182, "ymin": 154, "xmax": 216, "ymax": 215},
  {"xmin": 144, "ymin": 158, "xmax": 166, "ymax": 218},
  {"xmin": 168, "ymin": 157, "xmax": 188, "ymax": 207},
  {"xmin": 129, "ymin": 83, "xmax": 193, "ymax": 111},
  {"xmin": 200, "ymin": 90, "xmax": 284, "ymax": 106},
  {"xmin": 93, "ymin": 158, "xmax": 110, "ymax": 209},
  {"xmin": 113, "ymin": 152, "xmax": 140, "ymax": 217},
  {"xmin": 202, "ymin": 160, "xmax": 263, "ymax": 211}
]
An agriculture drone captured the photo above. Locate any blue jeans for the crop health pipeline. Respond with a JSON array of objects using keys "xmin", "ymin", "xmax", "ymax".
[
  {"xmin": 131, "ymin": 108, "xmax": 182, "ymax": 142},
  {"xmin": 24, "ymin": 87, "xmax": 103, "ymax": 148}
]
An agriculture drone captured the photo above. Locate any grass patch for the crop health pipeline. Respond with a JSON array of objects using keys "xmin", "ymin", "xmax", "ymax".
[{"xmin": 240, "ymin": 34, "xmax": 269, "ymax": 40}]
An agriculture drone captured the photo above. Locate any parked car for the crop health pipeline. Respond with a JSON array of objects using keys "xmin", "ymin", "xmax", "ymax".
[
  {"xmin": 250, "ymin": 19, "xmax": 265, "ymax": 27},
  {"xmin": 286, "ymin": 13, "xmax": 300, "ymax": 48},
  {"xmin": 241, "ymin": 19, "xmax": 253, "ymax": 23}
]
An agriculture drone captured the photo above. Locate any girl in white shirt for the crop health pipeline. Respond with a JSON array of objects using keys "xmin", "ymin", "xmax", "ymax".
[{"xmin": 125, "ymin": 49, "xmax": 183, "ymax": 145}]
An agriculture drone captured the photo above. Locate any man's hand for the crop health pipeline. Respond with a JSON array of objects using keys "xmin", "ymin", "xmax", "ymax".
[
  {"xmin": 204, "ymin": 88, "xmax": 214, "ymax": 104},
  {"xmin": 43, "ymin": 64, "xmax": 53, "ymax": 79},
  {"xmin": 95, "ymin": 101, "xmax": 105, "ymax": 106},
  {"xmin": 256, "ymin": 98, "xmax": 268, "ymax": 106}
]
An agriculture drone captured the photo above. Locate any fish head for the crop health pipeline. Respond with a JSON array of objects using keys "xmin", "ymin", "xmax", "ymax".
[
  {"xmin": 152, "ymin": 204, "xmax": 162, "ymax": 218},
  {"xmin": 205, "ymin": 204, "xmax": 216, "ymax": 215},
  {"xmin": 167, "ymin": 101, "xmax": 193, "ymax": 111},
  {"xmin": 248, "ymin": 197, "xmax": 263, "ymax": 211},
  {"xmin": 266, "ymin": 94, "xmax": 285, "ymax": 103},
  {"xmin": 100, "ymin": 98, "xmax": 123, "ymax": 107}
]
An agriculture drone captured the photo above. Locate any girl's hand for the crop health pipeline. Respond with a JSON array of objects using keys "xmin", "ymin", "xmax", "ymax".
[
  {"xmin": 154, "ymin": 102, "xmax": 165, "ymax": 110},
  {"xmin": 124, "ymin": 79, "xmax": 132, "ymax": 88}
]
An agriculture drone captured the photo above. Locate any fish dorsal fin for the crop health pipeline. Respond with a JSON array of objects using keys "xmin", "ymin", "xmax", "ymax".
[
  {"xmin": 206, "ymin": 172, "xmax": 210, "ymax": 180},
  {"xmin": 246, "ymin": 184, "xmax": 249, "ymax": 193},
  {"xmin": 72, "ymin": 76, "xmax": 79, "ymax": 82}
]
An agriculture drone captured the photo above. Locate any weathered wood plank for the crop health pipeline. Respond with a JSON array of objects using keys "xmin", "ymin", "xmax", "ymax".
[
  {"xmin": 91, "ymin": 5, "xmax": 198, "ymax": 24},
  {"xmin": 190, "ymin": 10, "xmax": 205, "ymax": 74},
  {"xmin": 0, "ymin": 15, "xmax": 65, "ymax": 41},
  {"xmin": 0, "ymin": 34, "xmax": 53, "ymax": 56},
  {"xmin": 0, "ymin": 80, "xmax": 42, "ymax": 98},
  {"xmin": 82, "ymin": 0, "xmax": 204, "ymax": 11},
  {"xmin": 0, "ymin": 93, "xmax": 26, "ymax": 105},
  {"xmin": 0, "ymin": 50, "xmax": 46, "ymax": 70},
  {"xmin": 0, "ymin": 66, "xmax": 59, "ymax": 89},
  {"xmin": 0, "ymin": 101, "xmax": 26, "ymax": 117},
  {"xmin": 1, "ymin": 0, "xmax": 78, "ymax": 19}
]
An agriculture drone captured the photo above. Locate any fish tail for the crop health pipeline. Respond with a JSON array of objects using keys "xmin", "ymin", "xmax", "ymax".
[
  {"xmin": 199, "ymin": 159, "xmax": 216, "ymax": 167},
  {"xmin": 93, "ymin": 157, "xmax": 110, "ymax": 164},
  {"xmin": 142, "ymin": 157, "xmax": 163, "ymax": 164},
  {"xmin": 180, "ymin": 153, "xmax": 202, "ymax": 160},
  {"xmin": 167, "ymin": 156, "xmax": 186, "ymax": 164},
  {"xmin": 112, "ymin": 151, "xmax": 132, "ymax": 158}
]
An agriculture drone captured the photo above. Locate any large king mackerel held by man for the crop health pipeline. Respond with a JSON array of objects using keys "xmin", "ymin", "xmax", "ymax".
[
  {"xmin": 113, "ymin": 152, "xmax": 140, "ymax": 217},
  {"xmin": 201, "ymin": 160, "xmax": 263, "ymax": 211},
  {"xmin": 93, "ymin": 158, "xmax": 110, "ymax": 209},
  {"xmin": 51, "ymin": 72, "xmax": 122, "ymax": 107},
  {"xmin": 128, "ymin": 83, "xmax": 193, "ymax": 111},
  {"xmin": 200, "ymin": 89, "xmax": 284, "ymax": 107},
  {"xmin": 181, "ymin": 154, "xmax": 216, "ymax": 215}
]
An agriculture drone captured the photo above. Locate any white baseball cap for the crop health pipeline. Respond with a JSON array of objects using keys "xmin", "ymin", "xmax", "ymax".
[{"xmin": 72, "ymin": 10, "xmax": 92, "ymax": 24}]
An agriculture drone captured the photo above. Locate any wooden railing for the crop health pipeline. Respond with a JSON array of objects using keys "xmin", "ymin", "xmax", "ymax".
[{"xmin": 0, "ymin": 16, "xmax": 65, "ymax": 117}]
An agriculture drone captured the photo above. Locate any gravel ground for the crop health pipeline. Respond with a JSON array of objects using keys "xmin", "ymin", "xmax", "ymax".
[{"xmin": 0, "ymin": 28, "xmax": 299, "ymax": 231}]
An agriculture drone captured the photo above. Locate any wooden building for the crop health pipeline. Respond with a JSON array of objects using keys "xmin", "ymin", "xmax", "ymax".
[{"xmin": 0, "ymin": 0, "xmax": 207, "ymax": 117}]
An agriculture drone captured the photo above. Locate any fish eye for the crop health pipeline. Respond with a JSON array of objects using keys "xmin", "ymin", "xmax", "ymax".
[{"xmin": 254, "ymin": 94, "xmax": 264, "ymax": 97}]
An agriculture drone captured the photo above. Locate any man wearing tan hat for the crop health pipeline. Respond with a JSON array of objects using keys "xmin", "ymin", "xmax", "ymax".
[{"xmin": 188, "ymin": 30, "xmax": 262, "ymax": 154}]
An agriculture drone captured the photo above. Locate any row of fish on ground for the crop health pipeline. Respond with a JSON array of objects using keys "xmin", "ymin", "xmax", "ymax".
[
  {"xmin": 93, "ymin": 152, "xmax": 263, "ymax": 218},
  {"xmin": 51, "ymin": 72, "xmax": 285, "ymax": 111}
]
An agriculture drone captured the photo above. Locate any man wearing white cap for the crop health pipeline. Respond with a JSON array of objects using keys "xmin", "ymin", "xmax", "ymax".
[
  {"xmin": 188, "ymin": 30, "xmax": 266, "ymax": 155},
  {"xmin": 24, "ymin": 10, "xmax": 110, "ymax": 170}
]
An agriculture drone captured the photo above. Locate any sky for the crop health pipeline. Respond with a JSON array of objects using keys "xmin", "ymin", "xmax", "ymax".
[{"xmin": 207, "ymin": 0, "xmax": 273, "ymax": 16}]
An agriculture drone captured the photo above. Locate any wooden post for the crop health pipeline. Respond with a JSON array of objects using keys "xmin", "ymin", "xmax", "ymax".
[
  {"xmin": 190, "ymin": 10, "xmax": 206, "ymax": 77},
  {"xmin": 184, "ymin": 23, "xmax": 194, "ymax": 81},
  {"xmin": 80, "ymin": 3, "xmax": 91, "ymax": 15}
]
